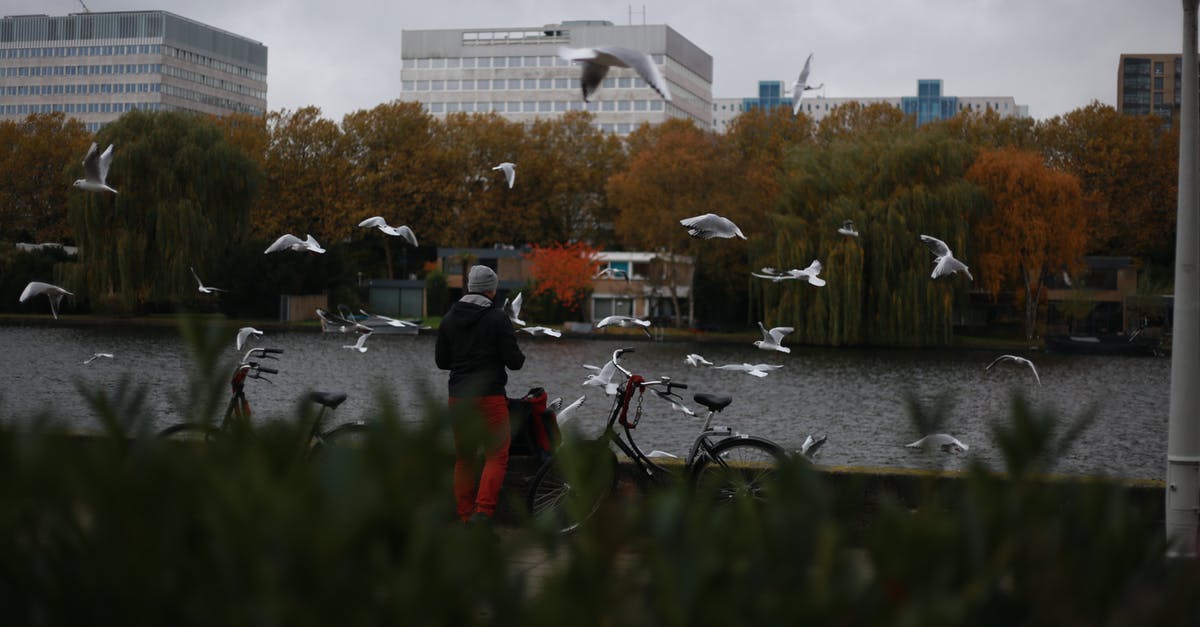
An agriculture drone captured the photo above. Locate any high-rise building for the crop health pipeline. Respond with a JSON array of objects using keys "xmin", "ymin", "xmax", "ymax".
[
  {"xmin": 0, "ymin": 11, "xmax": 267, "ymax": 132},
  {"xmin": 399, "ymin": 20, "xmax": 712, "ymax": 134},
  {"xmin": 713, "ymin": 79, "xmax": 1027, "ymax": 132},
  {"xmin": 1117, "ymin": 53, "xmax": 1184, "ymax": 125}
]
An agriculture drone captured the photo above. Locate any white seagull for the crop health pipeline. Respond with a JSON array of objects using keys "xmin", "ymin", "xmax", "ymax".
[
  {"xmin": 594, "ymin": 267, "xmax": 630, "ymax": 282},
  {"xmin": 985, "ymin": 354, "xmax": 1042, "ymax": 386},
  {"xmin": 754, "ymin": 322, "xmax": 794, "ymax": 354},
  {"xmin": 653, "ymin": 389, "xmax": 697, "ymax": 417},
  {"xmin": 800, "ymin": 434, "xmax": 828, "ymax": 460},
  {"xmin": 357, "ymin": 217, "xmax": 418, "ymax": 247},
  {"xmin": 19, "ymin": 281, "xmax": 73, "ymax": 319},
  {"xmin": 520, "ymin": 326, "xmax": 562, "ymax": 338},
  {"xmin": 679, "ymin": 213, "xmax": 747, "ymax": 240},
  {"xmin": 189, "ymin": 266, "xmax": 227, "ymax": 294},
  {"xmin": 684, "ymin": 353, "xmax": 713, "ymax": 367},
  {"xmin": 906, "ymin": 434, "xmax": 969, "ymax": 453},
  {"xmin": 791, "ymin": 53, "xmax": 824, "ymax": 115},
  {"xmin": 920, "ymin": 234, "xmax": 972, "ymax": 281},
  {"xmin": 358, "ymin": 310, "xmax": 418, "ymax": 330},
  {"xmin": 751, "ymin": 261, "xmax": 826, "ymax": 287},
  {"xmin": 73, "ymin": 142, "xmax": 118, "ymax": 194},
  {"xmin": 492, "ymin": 162, "xmax": 516, "ymax": 189},
  {"xmin": 596, "ymin": 314, "xmax": 652, "ymax": 338},
  {"xmin": 582, "ymin": 361, "xmax": 620, "ymax": 395},
  {"xmin": 343, "ymin": 331, "xmax": 371, "ymax": 353},
  {"xmin": 558, "ymin": 45, "xmax": 671, "ymax": 102},
  {"xmin": 838, "ymin": 220, "xmax": 859, "ymax": 237},
  {"xmin": 714, "ymin": 363, "xmax": 784, "ymax": 378},
  {"xmin": 555, "ymin": 395, "xmax": 587, "ymax": 425},
  {"xmin": 83, "ymin": 352, "xmax": 114, "ymax": 365},
  {"xmin": 235, "ymin": 326, "xmax": 262, "ymax": 351},
  {"xmin": 265, "ymin": 233, "xmax": 326, "ymax": 255},
  {"xmin": 503, "ymin": 292, "xmax": 525, "ymax": 326}
]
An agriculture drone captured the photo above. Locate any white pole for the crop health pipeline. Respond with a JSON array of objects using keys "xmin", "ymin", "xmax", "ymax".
[{"xmin": 1166, "ymin": 0, "xmax": 1200, "ymax": 558}]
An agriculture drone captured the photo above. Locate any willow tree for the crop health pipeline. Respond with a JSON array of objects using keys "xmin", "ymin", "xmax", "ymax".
[
  {"xmin": 767, "ymin": 103, "xmax": 987, "ymax": 347},
  {"xmin": 66, "ymin": 110, "xmax": 262, "ymax": 312}
]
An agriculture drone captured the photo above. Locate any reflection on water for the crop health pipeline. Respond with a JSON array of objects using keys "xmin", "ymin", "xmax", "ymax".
[{"xmin": 0, "ymin": 324, "xmax": 1170, "ymax": 480}]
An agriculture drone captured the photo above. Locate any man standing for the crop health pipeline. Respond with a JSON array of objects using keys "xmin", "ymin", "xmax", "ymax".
[{"xmin": 435, "ymin": 265, "xmax": 525, "ymax": 524}]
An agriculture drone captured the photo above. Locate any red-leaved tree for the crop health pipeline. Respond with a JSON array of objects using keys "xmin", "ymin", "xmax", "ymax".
[{"xmin": 524, "ymin": 242, "xmax": 600, "ymax": 312}]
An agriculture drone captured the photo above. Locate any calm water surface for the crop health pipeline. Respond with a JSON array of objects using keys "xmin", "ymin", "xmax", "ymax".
[{"xmin": 0, "ymin": 324, "xmax": 1170, "ymax": 480}]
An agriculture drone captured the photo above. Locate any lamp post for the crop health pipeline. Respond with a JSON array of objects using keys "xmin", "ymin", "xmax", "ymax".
[{"xmin": 1166, "ymin": 0, "xmax": 1200, "ymax": 558}]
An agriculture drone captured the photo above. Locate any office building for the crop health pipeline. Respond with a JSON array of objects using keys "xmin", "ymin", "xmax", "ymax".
[
  {"xmin": 713, "ymin": 79, "xmax": 1027, "ymax": 132},
  {"xmin": 399, "ymin": 20, "xmax": 712, "ymax": 134},
  {"xmin": 1117, "ymin": 53, "xmax": 1185, "ymax": 125},
  {"xmin": 0, "ymin": 11, "xmax": 267, "ymax": 132}
]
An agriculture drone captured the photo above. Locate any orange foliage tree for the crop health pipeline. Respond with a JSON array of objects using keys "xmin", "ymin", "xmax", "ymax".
[
  {"xmin": 966, "ymin": 146, "xmax": 1087, "ymax": 340},
  {"xmin": 524, "ymin": 241, "xmax": 600, "ymax": 312},
  {"xmin": 0, "ymin": 112, "xmax": 91, "ymax": 243}
]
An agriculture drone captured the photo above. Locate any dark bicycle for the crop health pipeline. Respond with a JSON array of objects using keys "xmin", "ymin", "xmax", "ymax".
[{"xmin": 526, "ymin": 347, "xmax": 789, "ymax": 533}]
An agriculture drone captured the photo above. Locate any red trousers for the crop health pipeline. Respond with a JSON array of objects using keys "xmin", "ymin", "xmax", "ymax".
[{"xmin": 448, "ymin": 395, "xmax": 511, "ymax": 521}]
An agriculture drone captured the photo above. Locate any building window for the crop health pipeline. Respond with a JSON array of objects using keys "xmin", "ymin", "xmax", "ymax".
[
  {"xmin": 635, "ymin": 100, "xmax": 648, "ymax": 111},
  {"xmin": 539, "ymin": 78, "xmax": 553, "ymax": 89},
  {"xmin": 507, "ymin": 78, "xmax": 521, "ymax": 89},
  {"xmin": 593, "ymin": 297, "xmax": 634, "ymax": 319},
  {"xmin": 554, "ymin": 101, "xmax": 567, "ymax": 112},
  {"xmin": 523, "ymin": 78, "xmax": 536, "ymax": 89},
  {"xmin": 1155, "ymin": 77, "xmax": 1164, "ymax": 90},
  {"xmin": 538, "ymin": 101, "xmax": 552, "ymax": 112},
  {"xmin": 446, "ymin": 80, "xmax": 460, "ymax": 90}
]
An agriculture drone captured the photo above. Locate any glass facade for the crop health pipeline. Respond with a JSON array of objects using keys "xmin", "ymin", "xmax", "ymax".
[
  {"xmin": 742, "ymin": 80, "xmax": 790, "ymax": 113},
  {"xmin": 900, "ymin": 79, "xmax": 958, "ymax": 125},
  {"xmin": 1119, "ymin": 54, "xmax": 1187, "ymax": 124}
]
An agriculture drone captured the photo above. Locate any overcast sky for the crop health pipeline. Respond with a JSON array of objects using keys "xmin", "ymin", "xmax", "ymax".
[{"xmin": 22, "ymin": 0, "xmax": 1185, "ymax": 121}]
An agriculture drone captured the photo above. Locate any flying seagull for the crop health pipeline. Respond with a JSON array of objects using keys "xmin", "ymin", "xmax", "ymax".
[
  {"xmin": 73, "ymin": 142, "xmax": 118, "ymax": 194},
  {"xmin": 754, "ymin": 322, "xmax": 794, "ymax": 354},
  {"xmin": 520, "ymin": 326, "xmax": 562, "ymax": 338},
  {"xmin": 357, "ymin": 217, "xmax": 418, "ymax": 247},
  {"xmin": 800, "ymin": 434, "xmax": 828, "ymax": 460},
  {"xmin": 555, "ymin": 395, "xmax": 587, "ymax": 425},
  {"xmin": 684, "ymin": 353, "xmax": 713, "ymax": 367},
  {"xmin": 83, "ymin": 352, "xmax": 114, "ymax": 365},
  {"xmin": 920, "ymin": 234, "xmax": 972, "ymax": 281},
  {"xmin": 558, "ymin": 45, "xmax": 672, "ymax": 102},
  {"xmin": 714, "ymin": 363, "xmax": 784, "ymax": 378},
  {"xmin": 264, "ymin": 233, "xmax": 326, "ymax": 254},
  {"xmin": 791, "ymin": 53, "xmax": 824, "ymax": 115},
  {"xmin": 343, "ymin": 331, "xmax": 371, "ymax": 353},
  {"xmin": 582, "ymin": 360, "xmax": 620, "ymax": 395},
  {"xmin": 751, "ymin": 261, "xmax": 826, "ymax": 287},
  {"xmin": 492, "ymin": 162, "xmax": 516, "ymax": 189},
  {"xmin": 358, "ymin": 310, "xmax": 419, "ymax": 330},
  {"xmin": 594, "ymin": 267, "xmax": 630, "ymax": 282},
  {"xmin": 596, "ymin": 314, "xmax": 652, "ymax": 338},
  {"xmin": 189, "ymin": 267, "xmax": 227, "ymax": 294},
  {"xmin": 652, "ymin": 389, "xmax": 697, "ymax": 417},
  {"xmin": 985, "ymin": 354, "xmax": 1042, "ymax": 386},
  {"xmin": 838, "ymin": 220, "xmax": 859, "ymax": 237},
  {"xmin": 906, "ymin": 433, "xmax": 969, "ymax": 453},
  {"xmin": 679, "ymin": 213, "xmax": 747, "ymax": 240},
  {"xmin": 235, "ymin": 326, "xmax": 262, "ymax": 351},
  {"xmin": 503, "ymin": 292, "xmax": 526, "ymax": 326},
  {"xmin": 19, "ymin": 281, "xmax": 73, "ymax": 319}
]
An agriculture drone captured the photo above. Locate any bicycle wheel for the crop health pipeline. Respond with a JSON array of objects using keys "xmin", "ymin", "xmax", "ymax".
[
  {"xmin": 156, "ymin": 422, "xmax": 221, "ymax": 443},
  {"xmin": 690, "ymin": 437, "xmax": 788, "ymax": 504},
  {"xmin": 311, "ymin": 421, "xmax": 369, "ymax": 453},
  {"xmin": 525, "ymin": 448, "xmax": 617, "ymax": 534}
]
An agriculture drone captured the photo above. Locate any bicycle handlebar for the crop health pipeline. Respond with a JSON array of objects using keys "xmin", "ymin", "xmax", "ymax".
[
  {"xmin": 257, "ymin": 366, "xmax": 279, "ymax": 375},
  {"xmin": 264, "ymin": 348, "xmax": 284, "ymax": 354}
]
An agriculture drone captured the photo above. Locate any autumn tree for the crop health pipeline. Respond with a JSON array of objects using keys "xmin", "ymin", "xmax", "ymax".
[
  {"xmin": 966, "ymin": 146, "xmax": 1086, "ymax": 340},
  {"xmin": 935, "ymin": 107, "xmax": 1038, "ymax": 152},
  {"xmin": 258, "ymin": 107, "xmax": 349, "ymax": 242},
  {"xmin": 524, "ymin": 241, "xmax": 601, "ymax": 315},
  {"xmin": 607, "ymin": 119, "xmax": 735, "ymax": 327},
  {"xmin": 0, "ymin": 112, "xmax": 91, "ymax": 243},
  {"xmin": 65, "ymin": 110, "xmax": 262, "ymax": 312},
  {"xmin": 1035, "ymin": 102, "xmax": 1177, "ymax": 270},
  {"xmin": 341, "ymin": 101, "xmax": 438, "ymax": 278}
]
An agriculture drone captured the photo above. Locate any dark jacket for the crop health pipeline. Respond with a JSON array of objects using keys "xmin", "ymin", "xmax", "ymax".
[{"xmin": 435, "ymin": 293, "xmax": 525, "ymax": 398}]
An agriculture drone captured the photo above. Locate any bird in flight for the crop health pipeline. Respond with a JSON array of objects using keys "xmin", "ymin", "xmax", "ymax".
[
  {"xmin": 684, "ymin": 353, "xmax": 713, "ymax": 367},
  {"xmin": 754, "ymin": 322, "xmax": 794, "ymax": 353},
  {"xmin": 558, "ymin": 45, "xmax": 671, "ymax": 102},
  {"xmin": 596, "ymin": 314, "xmax": 652, "ymax": 338},
  {"xmin": 190, "ymin": 267, "xmax": 227, "ymax": 294},
  {"xmin": 19, "ymin": 281, "xmax": 73, "ymax": 319},
  {"xmin": 714, "ymin": 363, "xmax": 784, "ymax": 378},
  {"xmin": 680, "ymin": 213, "xmax": 747, "ymax": 240},
  {"xmin": 358, "ymin": 217, "xmax": 418, "ymax": 247},
  {"xmin": 73, "ymin": 142, "xmax": 118, "ymax": 194},
  {"xmin": 343, "ymin": 331, "xmax": 372, "ymax": 353},
  {"xmin": 236, "ymin": 327, "xmax": 262, "ymax": 351},
  {"xmin": 920, "ymin": 234, "xmax": 972, "ymax": 281},
  {"xmin": 264, "ymin": 233, "xmax": 326, "ymax": 254},
  {"xmin": 791, "ymin": 53, "xmax": 824, "ymax": 115},
  {"xmin": 837, "ymin": 220, "xmax": 859, "ymax": 237},
  {"xmin": 751, "ymin": 261, "xmax": 826, "ymax": 287},
  {"xmin": 492, "ymin": 162, "xmax": 516, "ymax": 189},
  {"xmin": 520, "ymin": 326, "xmax": 563, "ymax": 338},
  {"xmin": 906, "ymin": 433, "xmax": 969, "ymax": 453},
  {"xmin": 503, "ymin": 292, "xmax": 526, "ymax": 326},
  {"xmin": 594, "ymin": 267, "xmax": 630, "ymax": 282},
  {"xmin": 83, "ymin": 352, "xmax": 114, "ymax": 365},
  {"xmin": 985, "ymin": 354, "xmax": 1041, "ymax": 386}
]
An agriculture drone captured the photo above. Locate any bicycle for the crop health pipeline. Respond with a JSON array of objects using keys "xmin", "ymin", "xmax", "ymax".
[
  {"xmin": 525, "ymin": 347, "xmax": 789, "ymax": 533},
  {"xmin": 156, "ymin": 346, "xmax": 369, "ymax": 453}
]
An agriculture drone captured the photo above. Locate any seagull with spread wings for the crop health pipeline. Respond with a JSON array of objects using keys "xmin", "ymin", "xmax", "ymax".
[
  {"xmin": 264, "ymin": 233, "xmax": 326, "ymax": 254},
  {"xmin": 503, "ymin": 292, "xmax": 526, "ymax": 326},
  {"xmin": 357, "ymin": 217, "xmax": 418, "ymax": 247},
  {"xmin": 492, "ymin": 162, "xmax": 516, "ymax": 189},
  {"xmin": 754, "ymin": 322, "xmax": 794, "ymax": 354},
  {"xmin": 920, "ymin": 234, "xmax": 972, "ymax": 281},
  {"xmin": 558, "ymin": 45, "xmax": 671, "ymax": 102},
  {"xmin": 751, "ymin": 260, "xmax": 826, "ymax": 287},
  {"xmin": 73, "ymin": 142, "xmax": 118, "ymax": 194},
  {"xmin": 714, "ymin": 363, "xmax": 784, "ymax": 378},
  {"xmin": 985, "ymin": 354, "xmax": 1042, "ymax": 386},
  {"xmin": 907, "ymin": 433, "xmax": 969, "ymax": 453},
  {"xmin": 190, "ymin": 267, "xmax": 227, "ymax": 294},
  {"xmin": 19, "ymin": 281, "xmax": 73, "ymax": 319},
  {"xmin": 680, "ymin": 213, "xmax": 747, "ymax": 240},
  {"xmin": 791, "ymin": 53, "xmax": 824, "ymax": 115},
  {"xmin": 596, "ymin": 314, "xmax": 652, "ymax": 338}
]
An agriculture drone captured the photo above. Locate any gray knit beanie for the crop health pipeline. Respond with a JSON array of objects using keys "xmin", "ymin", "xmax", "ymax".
[{"xmin": 467, "ymin": 265, "xmax": 498, "ymax": 293}]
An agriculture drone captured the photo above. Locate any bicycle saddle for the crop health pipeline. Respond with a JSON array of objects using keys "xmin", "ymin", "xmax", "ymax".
[
  {"xmin": 309, "ymin": 391, "xmax": 348, "ymax": 410},
  {"xmin": 693, "ymin": 393, "xmax": 732, "ymax": 412}
]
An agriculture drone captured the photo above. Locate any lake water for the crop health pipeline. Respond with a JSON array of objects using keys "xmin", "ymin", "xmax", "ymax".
[{"xmin": 0, "ymin": 323, "xmax": 1171, "ymax": 480}]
